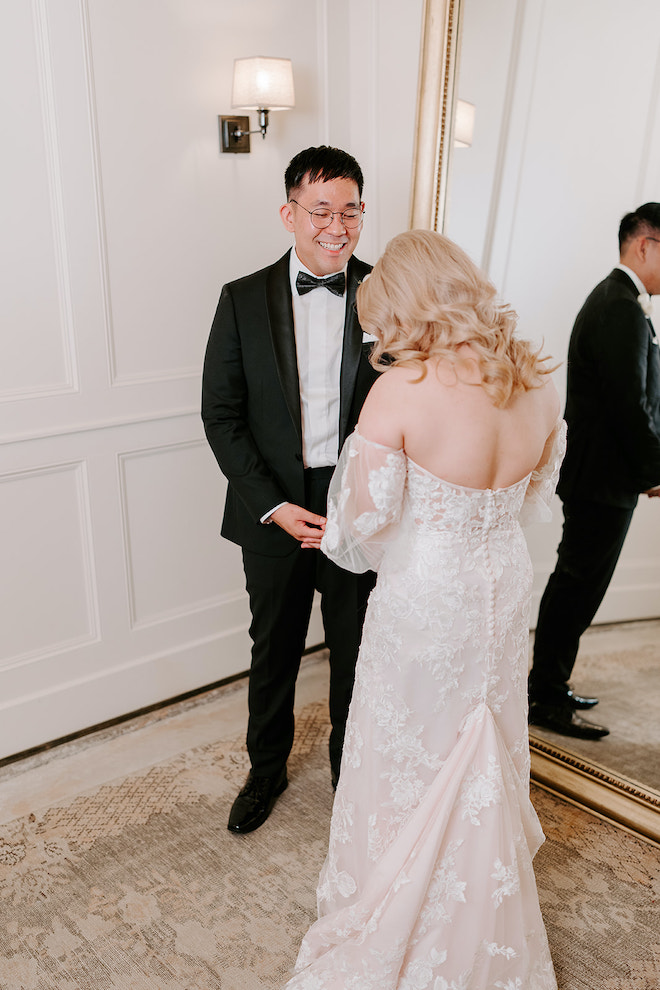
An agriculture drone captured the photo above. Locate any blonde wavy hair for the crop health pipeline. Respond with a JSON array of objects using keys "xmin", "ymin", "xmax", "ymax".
[{"xmin": 357, "ymin": 229, "xmax": 555, "ymax": 407}]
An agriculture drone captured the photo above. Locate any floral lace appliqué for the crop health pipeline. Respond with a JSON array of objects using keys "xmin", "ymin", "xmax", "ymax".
[
  {"xmin": 460, "ymin": 755, "xmax": 503, "ymax": 826},
  {"xmin": 287, "ymin": 428, "xmax": 562, "ymax": 990}
]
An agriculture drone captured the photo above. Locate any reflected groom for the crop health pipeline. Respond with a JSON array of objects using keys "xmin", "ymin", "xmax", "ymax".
[
  {"xmin": 528, "ymin": 203, "xmax": 660, "ymax": 739},
  {"xmin": 202, "ymin": 146, "xmax": 377, "ymax": 833}
]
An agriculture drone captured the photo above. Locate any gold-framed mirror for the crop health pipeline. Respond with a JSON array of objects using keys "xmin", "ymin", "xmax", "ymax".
[
  {"xmin": 410, "ymin": 0, "xmax": 660, "ymax": 846},
  {"xmin": 409, "ymin": 0, "xmax": 462, "ymax": 232}
]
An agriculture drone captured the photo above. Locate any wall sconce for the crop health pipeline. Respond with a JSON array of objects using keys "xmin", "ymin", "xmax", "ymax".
[
  {"xmin": 453, "ymin": 99, "xmax": 475, "ymax": 148},
  {"xmin": 220, "ymin": 56, "xmax": 295, "ymax": 154}
]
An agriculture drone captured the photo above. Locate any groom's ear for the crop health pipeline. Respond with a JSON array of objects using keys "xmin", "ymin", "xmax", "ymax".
[{"xmin": 280, "ymin": 202, "xmax": 295, "ymax": 232}]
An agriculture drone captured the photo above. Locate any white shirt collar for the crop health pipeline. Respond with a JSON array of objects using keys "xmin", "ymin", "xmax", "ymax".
[{"xmin": 616, "ymin": 263, "xmax": 648, "ymax": 296}]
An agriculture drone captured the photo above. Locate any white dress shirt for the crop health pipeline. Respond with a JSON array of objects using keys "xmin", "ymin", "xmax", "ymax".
[
  {"xmin": 260, "ymin": 250, "xmax": 347, "ymax": 523},
  {"xmin": 290, "ymin": 250, "xmax": 346, "ymax": 468}
]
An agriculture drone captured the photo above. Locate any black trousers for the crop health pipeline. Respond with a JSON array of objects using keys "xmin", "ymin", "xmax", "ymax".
[
  {"xmin": 528, "ymin": 498, "xmax": 634, "ymax": 706},
  {"xmin": 242, "ymin": 467, "xmax": 375, "ymax": 778}
]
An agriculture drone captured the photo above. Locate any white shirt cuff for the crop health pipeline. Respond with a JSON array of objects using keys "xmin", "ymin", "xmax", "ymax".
[{"xmin": 261, "ymin": 501, "xmax": 288, "ymax": 524}]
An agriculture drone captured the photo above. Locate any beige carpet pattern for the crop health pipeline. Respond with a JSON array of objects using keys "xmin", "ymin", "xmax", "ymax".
[{"xmin": 0, "ymin": 700, "xmax": 659, "ymax": 990}]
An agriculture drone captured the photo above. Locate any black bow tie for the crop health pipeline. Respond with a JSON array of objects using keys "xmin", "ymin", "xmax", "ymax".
[{"xmin": 296, "ymin": 271, "xmax": 346, "ymax": 297}]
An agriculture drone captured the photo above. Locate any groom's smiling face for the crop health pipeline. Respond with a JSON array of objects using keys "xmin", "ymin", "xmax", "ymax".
[{"xmin": 280, "ymin": 176, "xmax": 364, "ymax": 277}]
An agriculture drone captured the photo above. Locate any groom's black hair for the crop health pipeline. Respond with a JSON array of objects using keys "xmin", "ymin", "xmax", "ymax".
[
  {"xmin": 619, "ymin": 202, "xmax": 660, "ymax": 251},
  {"xmin": 285, "ymin": 146, "xmax": 364, "ymax": 199}
]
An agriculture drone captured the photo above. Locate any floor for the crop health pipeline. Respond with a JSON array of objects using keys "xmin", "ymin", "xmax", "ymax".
[
  {"xmin": 0, "ymin": 650, "xmax": 329, "ymax": 827},
  {"xmin": 1, "ymin": 625, "xmax": 658, "ymax": 990},
  {"xmin": 1, "ymin": 619, "xmax": 658, "ymax": 826}
]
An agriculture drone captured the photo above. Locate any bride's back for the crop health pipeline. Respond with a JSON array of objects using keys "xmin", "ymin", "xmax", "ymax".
[
  {"xmin": 354, "ymin": 229, "xmax": 560, "ymax": 490},
  {"xmin": 359, "ymin": 350, "xmax": 560, "ymax": 492}
]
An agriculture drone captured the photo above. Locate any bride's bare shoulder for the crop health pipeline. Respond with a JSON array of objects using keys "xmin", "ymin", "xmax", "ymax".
[
  {"xmin": 378, "ymin": 363, "xmax": 424, "ymax": 385},
  {"xmin": 357, "ymin": 366, "xmax": 419, "ymax": 447},
  {"xmin": 535, "ymin": 375, "xmax": 561, "ymax": 427},
  {"xmin": 366, "ymin": 364, "xmax": 426, "ymax": 400}
]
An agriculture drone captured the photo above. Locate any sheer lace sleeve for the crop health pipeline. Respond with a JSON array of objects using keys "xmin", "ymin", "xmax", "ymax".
[
  {"xmin": 519, "ymin": 419, "xmax": 567, "ymax": 526},
  {"xmin": 321, "ymin": 429, "xmax": 407, "ymax": 573}
]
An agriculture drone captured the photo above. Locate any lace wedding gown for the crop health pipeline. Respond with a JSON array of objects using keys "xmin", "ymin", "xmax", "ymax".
[{"xmin": 286, "ymin": 423, "xmax": 566, "ymax": 990}]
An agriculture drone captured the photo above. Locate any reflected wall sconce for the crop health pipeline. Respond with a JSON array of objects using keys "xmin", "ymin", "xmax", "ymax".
[
  {"xmin": 220, "ymin": 56, "xmax": 295, "ymax": 154},
  {"xmin": 454, "ymin": 99, "xmax": 475, "ymax": 148}
]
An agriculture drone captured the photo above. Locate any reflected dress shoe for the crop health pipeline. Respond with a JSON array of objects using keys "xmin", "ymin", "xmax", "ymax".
[
  {"xmin": 567, "ymin": 689, "xmax": 599, "ymax": 709},
  {"xmin": 227, "ymin": 768, "xmax": 288, "ymax": 834},
  {"xmin": 528, "ymin": 702, "xmax": 609, "ymax": 740}
]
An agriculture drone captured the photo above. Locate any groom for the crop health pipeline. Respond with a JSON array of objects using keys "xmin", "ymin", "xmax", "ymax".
[
  {"xmin": 202, "ymin": 146, "xmax": 377, "ymax": 833},
  {"xmin": 528, "ymin": 203, "xmax": 660, "ymax": 738}
]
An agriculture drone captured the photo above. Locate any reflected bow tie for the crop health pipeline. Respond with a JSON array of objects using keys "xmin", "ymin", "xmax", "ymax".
[{"xmin": 296, "ymin": 271, "xmax": 346, "ymax": 297}]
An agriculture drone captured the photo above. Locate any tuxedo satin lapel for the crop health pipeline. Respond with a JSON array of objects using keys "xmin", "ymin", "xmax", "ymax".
[
  {"xmin": 339, "ymin": 258, "xmax": 366, "ymax": 447},
  {"xmin": 609, "ymin": 268, "xmax": 638, "ymax": 296},
  {"xmin": 609, "ymin": 269, "xmax": 657, "ymax": 337},
  {"xmin": 266, "ymin": 252, "xmax": 302, "ymax": 442}
]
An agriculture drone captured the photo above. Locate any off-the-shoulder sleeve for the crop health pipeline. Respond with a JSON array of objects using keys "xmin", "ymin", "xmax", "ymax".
[
  {"xmin": 519, "ymin": 419, "xmax": 567, "ymax": 526},
  {"xmin": 321, "ymin": 429, "xmax": 407, "ymax": 573}
]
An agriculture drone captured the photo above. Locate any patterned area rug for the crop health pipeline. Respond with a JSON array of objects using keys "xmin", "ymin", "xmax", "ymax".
[{"xmin": 0, "ymin": 699, "xmax": 659, "ymax": 990}]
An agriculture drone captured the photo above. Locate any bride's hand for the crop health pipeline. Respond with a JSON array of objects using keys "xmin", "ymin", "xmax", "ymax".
[{"xmin": 271, "ymin": 503, "xmax": 327, "ymax": 547}]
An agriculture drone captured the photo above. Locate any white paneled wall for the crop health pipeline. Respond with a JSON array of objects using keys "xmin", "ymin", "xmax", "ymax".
[
  {"xmin": 0, "ymin": 0, "xmax": 423, "ymax": 759},
  {"xmin": 447, "ymin": 0, "xmax": 660, "ymax": 623},
  {"xmin": 2, "ymin": 461, "xmax": 98, "ymax": 662},
  {"xmin": 5, "ymin": 0, "xmax": 657, "ymax": 760}
]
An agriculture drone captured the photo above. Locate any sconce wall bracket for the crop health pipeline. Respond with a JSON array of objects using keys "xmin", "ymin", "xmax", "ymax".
[{"xmin": 220, "ymin": 115, "xmax": 250, "ymax": 154}]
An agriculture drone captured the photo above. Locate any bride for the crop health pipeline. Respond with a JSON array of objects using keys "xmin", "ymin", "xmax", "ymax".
[{"xmin": 286, "ymin": 229, "xmax": 564, "ymax": 989}]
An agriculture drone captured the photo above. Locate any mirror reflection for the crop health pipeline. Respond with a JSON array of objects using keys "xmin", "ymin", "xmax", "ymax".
[
  {"xmin": 441, "ymin": 0, "xmax": 660, "ymax": 826},
  {"xmin": 530, "ymin": 620, "xmax": 660, "ymax": 794}
]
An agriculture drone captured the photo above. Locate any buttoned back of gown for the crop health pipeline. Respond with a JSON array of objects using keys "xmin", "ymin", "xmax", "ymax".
[{"xmin": 286, "ymin": 425, "xmax": 565, "ymax": 990}]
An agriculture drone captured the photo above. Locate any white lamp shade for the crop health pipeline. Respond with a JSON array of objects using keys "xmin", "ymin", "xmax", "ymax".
[
  {"xmin": 231, "ymin": 57, "xmax": 295, "ymax": 111},
  {"xmin": 454, "ymin": 99, "xmax": 475, "ymax": 148}
]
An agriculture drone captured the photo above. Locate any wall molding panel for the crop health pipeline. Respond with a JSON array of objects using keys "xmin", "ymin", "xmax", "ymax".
[
  {"xmin": 116, "ymin": 438, "xmax": 246, "ymax": 630},
  {"xmin": 110, "ymin": 367, "xmax": 202, "ymax": 389},
  {"xmin": 77, "ymin": 0, "xmax": 116, "ymax": 391},
  {"xmin": 32, "ymin": 0, "xmax": 80, "ymax": 399},
  {"xmin": 0, "ymin": 629, "xmax": 250, "ymax": 760},
  {"xmin": 0, "ymin": 459, "xmax": 100, "ymax": 668},
  {"xmin": 128, "ymin": 589, "xmax": 249, "ymax": 635},
  {"xmin": 1, "ymin": 406, "xmax": 199, "ymax": 447},
  {"xmin": 0, "ymin": 0, "xmax": 78, "ymax": 403},
  {"xmin": 0, "ymin": 0, "xmax": 429, "ymax": 760}
]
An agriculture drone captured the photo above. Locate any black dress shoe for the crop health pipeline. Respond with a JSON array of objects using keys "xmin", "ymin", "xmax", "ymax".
[
  {"xmin": 529, "ymin": 703, "xmax": 609, "ymax": 740},
  {"xmin": 227, "ymin": 769, "xmax": 288, "ymax": 834},
  {"xmin": 331, "ymin": 768, "xmax": 339, "ymax": 791},
  {"xmin": 567, "ymin": 689, "xmax": 599, "ymax": 709}
]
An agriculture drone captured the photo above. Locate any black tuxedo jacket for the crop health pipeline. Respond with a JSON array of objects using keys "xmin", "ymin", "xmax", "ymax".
[
  {"xmin": 202, "ymin": 250, "xmax": 377, "ymax": 555},
  {"xmin": 557, "ymin": 268, "xmax": 660, "ymax": 508}
]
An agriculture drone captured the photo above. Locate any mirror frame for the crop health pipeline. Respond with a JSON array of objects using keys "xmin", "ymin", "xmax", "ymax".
[
  {"xmin": 409, "ymin": 0, "xmax": 462, "ymax": 231},
  {"xmin": 409, "ymin": 0, "xmax": 660, "ymax": 847}
]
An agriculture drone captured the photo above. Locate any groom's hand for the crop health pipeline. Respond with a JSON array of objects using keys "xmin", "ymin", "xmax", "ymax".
[{"xmin": 271, "ymin": 503, "xmax": 327, "ymax": 548}]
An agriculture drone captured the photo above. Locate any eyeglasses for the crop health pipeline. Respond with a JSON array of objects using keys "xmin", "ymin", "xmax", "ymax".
[
  {"xmin": 289, "ymin": 199, "xmax": 364, "ymax": 229},
  {"xmin": 646, "ymin": 236, "xmax": 660, "ymax": 244}
]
